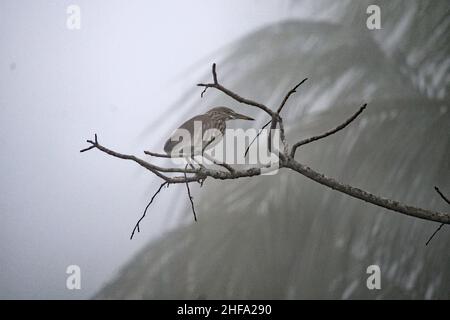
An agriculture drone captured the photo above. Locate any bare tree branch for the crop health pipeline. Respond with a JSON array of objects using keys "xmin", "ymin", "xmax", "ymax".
[
  {"xmin": 81, "ymin": 63, "xmax": 450, "ymax": 239},
  {"xmin": 246, "ymin": 79, "xmax": 307, "ymax": 156},
  {"xmin": 80, "ymin": 133, "xmax": 99, "ymax": 153},
  {"xmin": 277, "ymin": 78, "xmax": 308, "ymax": 113},
  {"xmin": 212, "ymin": 62, "xmax": 218, "ymax": 84},
  {"xmin": 290, "ymin": 104, "xmax": 367, "ymax": 158},
  {"xmin": 285, "ymin": 159, "xmax": 450, "ymax": 224},
  {"xmin": 144, "ymin": 150, "xmax": 234, "ymax": 173},
  {"xmin": 81, "ymin": 136, "xmax": 264, "ymax": 182},
  {"xmin": 198, "ymin": 63, "xmax": 275, "ymax": 117}
]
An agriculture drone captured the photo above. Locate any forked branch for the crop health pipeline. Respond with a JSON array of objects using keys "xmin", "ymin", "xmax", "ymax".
[
  {"xmin": 290, "ymin": 104, "xmax": 367, "ymax": 158},
  {"xmin": 198, "ymin": 63, "xmax": 276, "ymax": 117},
  {"xmin": 81, "ymin": 63, "xmax": 450, "ymax": 239},
  {"xmin": 425, "ymin": 187, "xmax": 449, "ymax": 245}
]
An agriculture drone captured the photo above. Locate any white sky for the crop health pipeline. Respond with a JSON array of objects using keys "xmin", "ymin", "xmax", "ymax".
[{"xmin": 0, "ymin": 0, "xmax": 301, "ymax": 299}]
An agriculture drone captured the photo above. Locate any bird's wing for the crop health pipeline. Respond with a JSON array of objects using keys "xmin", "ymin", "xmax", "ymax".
[
  {"xmin": 164, "ymin": 115, "xmax": 222, "ymax": 156},
  {"xmin": 201, "ymin": 120, "xmax": 223, "ymax": 153}
]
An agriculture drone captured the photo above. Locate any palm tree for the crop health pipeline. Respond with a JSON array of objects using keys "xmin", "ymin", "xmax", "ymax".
[{"xmin": 96, "ymin": 0, "xmax": 450, "ymax": 299}]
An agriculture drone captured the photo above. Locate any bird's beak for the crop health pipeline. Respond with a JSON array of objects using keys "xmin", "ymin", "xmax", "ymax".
[{"xmin": 233, "ymin": 112, "xmax": 254, "ymax": 121}]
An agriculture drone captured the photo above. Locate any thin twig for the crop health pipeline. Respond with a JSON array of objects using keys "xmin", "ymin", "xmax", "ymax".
[
  {"xmin": 245, "ymin": 120, "xmax": 271, "ymax": 157},
  {"xmin": 144, "ymin": 151, "xmax": 173, "ymax": 158},
  {"xmin": 197, "ymin": 63, "xmax": 275, "ymax": 117},
  {"xmin": 290, "ymin": 104, "xmax": 367, "ymax": 158},
  {"xmin": 130, "ymin": 182, "xmax": 168, "ymax": 240},
  {"xmin": 425, "ymin": 187, "xmax": 449, "ymax": 245},
  {"xmin": 80, "ymin": 145, "xmax": 96, "ymax": 153},
  {"xmin": 435, "ymin": 186, "xmax": 450, "ymax": 205},
  {"xmin": 80, "ymin": 134, "xmax": 98, "ymax": 153},
  {"xmin": 268, "ymin": 115, "xmax": 278, "ymax": 153},
  {"xmin": 212, "ymin": 62, "xmax": 218, "ymax": 84},
  {"xmin": 184, "ymin": 164, "xmax": 197, "ymax": 222},
  {"xmin": 278, "ymin": 118, "xmax": 289, "ymax": 154},
  {"xmin": 245, "ymin": 79, "xmax": 307, "ymax": 156},
  {"xmin": 200, "ymin": 63, "xmax": 218, "ymax": 97},
  {"xmin": 425, "ymin": 223, "xmax": 444, "ymax": 246},
  {"xmin": 277, "ymin": 78, "xmax": 308, "ymax": 113},
  {"xmin": 200, "ymin": 86, "xmax": 208, "ymax": 98}
]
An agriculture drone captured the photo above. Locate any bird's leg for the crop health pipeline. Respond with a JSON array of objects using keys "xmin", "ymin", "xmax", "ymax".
[
  {"xmin": 188, "ymin": 156, "xmax": 205, "ymax": 169},
  {"xmin": 193, "ymin": 156, "xmax": 206, "ymax": 169},
  {"xmin": 185, "ymin": 157, "xmax": 196, "ymax": 170}
]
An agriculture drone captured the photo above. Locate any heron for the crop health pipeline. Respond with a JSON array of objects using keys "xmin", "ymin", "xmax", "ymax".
[{"xmin": 164, "ymin": 106, "xmax": 254, "ymax": 161}]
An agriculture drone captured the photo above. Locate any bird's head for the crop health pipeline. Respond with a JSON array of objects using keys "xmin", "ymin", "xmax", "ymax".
[{"xmin": 206, "ymin": 106, "xmax": 254, "ymax": 121}]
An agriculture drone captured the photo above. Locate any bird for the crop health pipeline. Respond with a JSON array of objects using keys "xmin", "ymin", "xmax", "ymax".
[{"xmin": 164, "ymin": 106, "xmax": 254, "ymax": 158}]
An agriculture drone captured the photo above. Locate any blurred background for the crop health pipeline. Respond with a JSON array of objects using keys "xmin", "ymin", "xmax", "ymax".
[{"xmin": 0, "ymin": 0, "xmax": 449, "ymax": 299}]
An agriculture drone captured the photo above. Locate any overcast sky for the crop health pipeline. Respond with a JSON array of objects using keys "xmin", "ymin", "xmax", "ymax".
[{"xmin": 0, "ymin": 0, "xmax": 307, "ymax": 299}]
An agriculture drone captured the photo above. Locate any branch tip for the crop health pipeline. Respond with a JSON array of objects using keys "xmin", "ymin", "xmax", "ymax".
[
  {"xmin": 184, "ymin": 165, "xmax": 198, "ymax": 222},
  {"xmin": 200, "ymin": 86, "xmax": 208, "ymax": 98},
  {"xmin": 80, "ymin": 135, "xmax": 99, "ymax": 153},
  {"xmin": 435, "ymin": 186, "xmax": 450, "ymax": 205},
  {"xmin": 79, "ymin": 145, "xmax": 95, "ymax": 153},
  {"xmin": 425, "ymin": 186, "xmax": 449, "ymax": 245},
  {"xmin": 130, "ymin": 181, "xmax": 169, "ymax": 240},
  {"xmin": 293, "ymin": 77, "xmax": 308, "ymax": 91},
  {"xmin": 290, "ymin": 103, "xmax": 367, "ymax": 157},
  {"xmin": 277, "ymin": 77, "xmax": 309, "ymax": 114},
  {"xmin": 425, "ymin": 223, "xmax": 444, "ymax": 246},
  {"xmin": 212, "ymin": 63, "xmax": 218, "ymax": 84}
]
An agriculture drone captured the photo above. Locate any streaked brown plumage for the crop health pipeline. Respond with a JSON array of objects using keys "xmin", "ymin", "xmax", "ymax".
[{"xmin": 164, "ymin": 106, "xmax": 254, "ymax": 157}]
